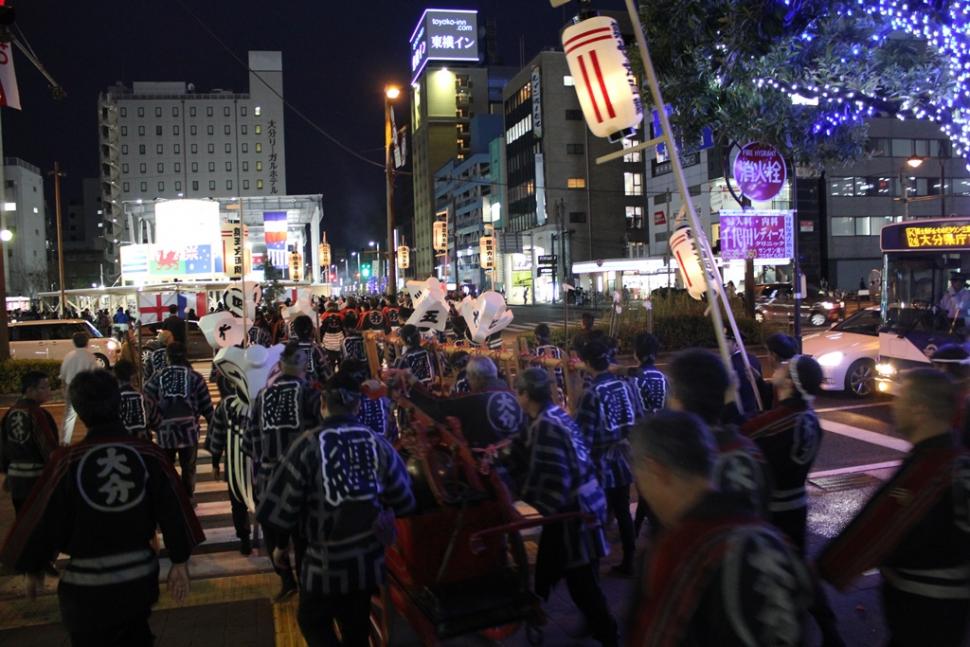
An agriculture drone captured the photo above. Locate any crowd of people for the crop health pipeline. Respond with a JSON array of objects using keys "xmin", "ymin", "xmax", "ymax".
[{"xmin": 0, "ymin": 292, "xmax": 967, "ymax": 647}]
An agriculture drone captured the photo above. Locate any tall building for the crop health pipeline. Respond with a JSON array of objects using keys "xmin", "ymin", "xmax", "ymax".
[
  {"xmin": 2, "ymin": 158, "xmax": 49, "ymax": 297},
  {"xmin": 500, "ymin": 50, "xmax": 646, "ymax": 304},
  {"xmin": 408, "ymin": 8, "xmax": 514, "ymax": 277},
  {"xmin": 63, "ymin": 178, "xmax": 107, "ymax": 288},
  {"xmin": 98, "ymin": 51, "xmax": 286, "ymax": 276}
]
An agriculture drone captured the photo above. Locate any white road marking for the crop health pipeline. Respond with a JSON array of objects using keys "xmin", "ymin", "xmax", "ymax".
[
  {"xmin": 809, "ymin": 460, "xmax": 902, "ymax": 479},
  {"xmin": 820, "ymin": 419, "xmax": 911, "ymax": 452},
  {"xmin": 815, "ymin": 402, "xmax": 890, "ymax": 413}
]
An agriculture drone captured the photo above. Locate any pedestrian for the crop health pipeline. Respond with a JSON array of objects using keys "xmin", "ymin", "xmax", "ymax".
[
  {"xmin": 382, "ymin": 295, "xmax": 402, "ymax": 333},
  {"xmin": 320, "ymin": 303, "xmax": 345, "ymax": 372},
  {"xmin": 666, "ymin": 349, "xmax": 770, "ymax": 515},
  {"xmin": 144, "ymin": 342, "xmax": 213, "ymax": 499},
  {"xmin": 394, "ymin": 324, "xmax": 438, "ymax": 387},
  {"xmin": 448, "ymin": 351, "xmax": 472, "ymax": 395},
  {"xmin": 291, "ymin": 314, "xmax": 331, "ymax": 390},
  {"xmin": 59, "ymin": 332, "xmax": 100, "ymax": 445},
  {"xmin": 114, "ymin": 359, "xmax": 149, "ymax": 440},
  {"xmin": 247, "ymin": 310, "xmax": 273, "ymax": 348},
  {"xmin": 629, "ymin": 332, "xmax": 666, "ymax": 538},
  {"xmin": 726, "ymin": 280, "xmax": 737, "ymax": 299},
  {"xmin": 627, "ymin": 410, "xmax": 812, "ymax": 645},
  {"xmin": 402, "ymin": 355, "xmax": 524, "ymax": 449},
  {"xmin": 341, "ymin": 311, "xmax": 367, "ymax": 363},
  {"xmin": 142, "ymin": 329, "xmax": 174, "ymax": 381},
  {"xmin": 186, "ymin": 308, "xmax": 199, "ymax": 322},
  {"xmin": 532, "ymin": 323, "xmax": 566, "ymax": 405},
  {"xmin": 256, "ymin": 369, "xmax": 415, "ymax": 646},
  {"xmin": 725, "ymin": 331, "xmax": 767, "ymax": 419},
  {"xmin": 571, "ymin": 312, "xmax": 596, "ymax": 353},
  {"xmin": 507, "ymin": 368, "xmax": 618, "ymax": 646},
  {"xmin": 0, "ymin": 371, "xmax": 57, "ymax": 516},
  {"xmin": 161, "ymin": 303, "xmax": 187, "ymax": 346},
  {"xmin": 0, "ymin": 369, "xmax": 204, "ymax": 647},
  {"xmin": 576, "ymin": 340, "xmax": 641, "ymax": 576},
  {"xmin": 244, "ymin": 342, "xmax": 321, "ymax": 602},
  {"xmin": 341, "ymin": 359, "xmax": 397, "ymax": 440},
  {"xmin": 817, "ymin": 368, "xmax": 970, "ymax": 646},
  {"xmin": 206, "ymin": 378, "xmax": 254, "ymax": 557}
]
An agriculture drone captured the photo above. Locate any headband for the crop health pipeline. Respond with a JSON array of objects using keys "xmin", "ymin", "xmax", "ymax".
[{"xmin": 788, "ymin": 354, "xmax": 814, "ymax": 403}]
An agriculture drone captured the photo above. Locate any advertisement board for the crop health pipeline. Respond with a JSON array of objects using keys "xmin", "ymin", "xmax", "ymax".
[
  {"xmin": 719, "ymin": 210, "xmax": 794, "ymax": 260},
  {"xmin": 153, "ymin": 199, "xmax": 224, "ymax": 278},
  {"xmin": 410, "ymin": 9, "xmax": 479, "ymax": 81}
]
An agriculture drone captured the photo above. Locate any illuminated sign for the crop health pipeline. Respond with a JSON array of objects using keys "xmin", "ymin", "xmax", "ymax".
[
  {"xmin": 221, "ymin": 222, "xmax": 248, "ymax": 280},
  {"xmin": 881, "ymin": 219, "xmax": 970, "ymax": 252},
  {"xmin": 151, "ymin": 199, "xmax": 224, "ymax": 279},
  {"xmin": 433, "ymin": 214, "xmax": 449, "ymax": 253},
  {"xmin": 397, "ymin": 244, "xmax": 410, "ymax": 269},
  {"xmin": 719, "ymin": 210, "xmax": 794, "ymax": 261},
  {"xmin": 409, "ymin": 9, "xmax": 479, "ymax": 81},
  {"xmin": 479, "ymin": 235, "xmax": 496, "ymax": 269}
]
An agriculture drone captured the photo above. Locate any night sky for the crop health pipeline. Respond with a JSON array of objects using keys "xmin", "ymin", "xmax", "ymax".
[{"xmin": 1, "ymin": 1, "xmax": 622, "ymax": 253}]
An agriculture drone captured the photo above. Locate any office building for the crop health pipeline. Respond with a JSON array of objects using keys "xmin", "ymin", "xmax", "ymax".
[
  {"xmin": 63, "ymin": 178, "xmax": 107, "ymax": 288},
  {"xmin": 2, "ymin": 158, "xmax": 49, "ymax": 297}
]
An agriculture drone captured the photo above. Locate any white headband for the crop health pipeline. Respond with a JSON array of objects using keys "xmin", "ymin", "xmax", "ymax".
[{"xmin": 788, "ymin": 354, "xmax": 814, "ymax": 403}]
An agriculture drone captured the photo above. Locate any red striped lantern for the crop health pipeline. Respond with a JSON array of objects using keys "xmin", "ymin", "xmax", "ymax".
[{"xmin": 562, "ymin": 16, "xmax": 643, "ymax": 141}]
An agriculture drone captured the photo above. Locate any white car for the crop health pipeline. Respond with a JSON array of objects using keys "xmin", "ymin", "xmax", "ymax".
[
  {"xmin": 10, "ymin": 319, "xmax": 123, "ymax": 368},
  {"xmin": 802, "ymin": 307, "xmax": 881, "ymax": 397}
]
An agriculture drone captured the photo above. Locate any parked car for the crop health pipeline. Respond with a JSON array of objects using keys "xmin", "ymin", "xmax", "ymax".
[
  {"xmin": 138, "ymin": 320, "xmax": 211, "ymax": 360},
  {"xmin": 802, "ymin": 306, "xmax": 881, "ymax": 397},
  {"xmin": 754, "ymin": 283, "xmax": 845, "ymax": 328},
  {"xmin": 9, "ymin": 319, "xmax": 122, "ymax": 368}
]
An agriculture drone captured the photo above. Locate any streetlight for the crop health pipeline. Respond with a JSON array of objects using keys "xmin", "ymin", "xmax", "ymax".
[
  {"xmin": 351, "ymin": 251, "xmax": 360, "ymax": 292},
  {"xmin": 900, "ymin": 154, "xmax": 947, "ymax": 219},
  {"xmin": 385, "ymin": 84, "xmax": 401, "ymax": 296},
  {"xmin": 369, "ymin": 240, "xmax": 381, "ymax": 286}
]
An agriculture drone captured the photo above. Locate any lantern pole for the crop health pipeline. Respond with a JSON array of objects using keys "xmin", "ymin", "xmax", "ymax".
[{"xmin": 621, "ymin": 0, "xmax": 754, "ymax": 409}]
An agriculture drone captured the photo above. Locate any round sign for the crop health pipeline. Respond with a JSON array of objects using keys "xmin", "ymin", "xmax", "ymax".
[{"xmin": 732, "ymin": 142, "xmax": 787, "ymax": 202}]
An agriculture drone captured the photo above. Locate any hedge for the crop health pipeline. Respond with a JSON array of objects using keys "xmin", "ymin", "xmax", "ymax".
[{"xmin": 0, "ymin": 360, "xmax": 63, "ymax": 395}]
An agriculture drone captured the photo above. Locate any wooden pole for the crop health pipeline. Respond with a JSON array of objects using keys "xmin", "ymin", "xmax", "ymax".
[{"xmin": 53, "ymin": 162, "xmax": 67, "ymax": 317}]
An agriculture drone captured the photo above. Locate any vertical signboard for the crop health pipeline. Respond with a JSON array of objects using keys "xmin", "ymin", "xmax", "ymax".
[
  {"xmin": 409, "ymin": 9, "xmax": 479, "ymax": 81},
  {"xmin": 263, "ymin": 211, "xmax": 288, "ymax": 269},
  {"xmin": 531, "ymin": 66, "xmax": 543, "ymax": 139},
  {"xmin": 535, "ymin": 153, "xmax": 547, "ymax": 226},
  {"xmin": 221, "ymin": 222, "xmax": 249, "ymax": 279}
]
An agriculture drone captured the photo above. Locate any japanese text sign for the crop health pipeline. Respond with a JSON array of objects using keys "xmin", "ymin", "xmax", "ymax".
[
  {"xmin": 732, "ymin": 142, "xmax": 787, "ymax": 202},
  {"xmin": 719, "ymin": 210, "xmax": 794, "ymax": 261},
  {"xmin": 410, "ymin": 9, "xmax": 479, "ymax": 81}
]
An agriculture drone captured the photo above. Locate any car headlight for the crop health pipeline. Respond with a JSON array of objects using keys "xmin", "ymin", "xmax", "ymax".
[
  {"xmin": 106, "ymin": 339, "xmax": 120, "ymax": 352},
  {"xmin": 816, "ymin": 351, "xmax": 844, "ymax": 367},
  {"xmin": 876, "ymin": 362, "xmax": 896, "ymax": 377},
  {"xmin": 820, "ymin": 301, "xmax": 835, "ymax": 310}
]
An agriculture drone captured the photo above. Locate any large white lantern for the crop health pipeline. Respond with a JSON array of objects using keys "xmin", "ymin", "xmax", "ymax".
[
  {"xmin": 433, "ymin": 220, "xmax": 449, "ymax": 253},
  {"xmin": 318, "ymin": 242, "xmax": 331, "ymax": 268},
  {"xmin": 669, "ymin": 225, "xmax": 708, "ymax": 301},
  {"xmin": 479, "ymin": 235, "xmax": 496, "ymax": 270},
  {"xmin": 562, "ymin": 15, "xmax": 643, "ymax": 142},
  {"xmin": 397, "ymin": 244, "xmax": 410, "ymax": 269}
]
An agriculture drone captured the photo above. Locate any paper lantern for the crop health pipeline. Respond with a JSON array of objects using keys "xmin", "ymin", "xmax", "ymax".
[
  {"xmin": 198, "ymin": 311, "xmax": 243, "ymax": 349},
  {"xmin": 668, "ymin": 226, "xmax": 708, "ymax": 301},
  {"xmin": 479, "ymin": 235, "xmax": 496, "ymax": 270},
  {"xmin": 289, "ymin": 252, "xmax": 303, "ymax": 281},
  {"xmin": 459, "ymin": 291, "xmax": 514, "ymax": 343},
  {"xmin": 318, "ymin": 242, "xmax": 331, "ymax": 268},
  {"xmin": 433, "ymin": 220, "xmax": 449, "ymax": 253},
  {"xmin": 397, "ymin": 244, "xmax": 410, "ymax": 269},
  {"xmin": 562, "ymin": 15, "xmax": 643, "ymax": 141}
]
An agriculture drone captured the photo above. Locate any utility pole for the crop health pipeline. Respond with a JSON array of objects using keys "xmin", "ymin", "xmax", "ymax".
[
  {"xmin": 384, "ymin": 85, "xmax": 401, "ymax": 295},
  {"xmin": 51, "ymin": 162, "xmax": 66, "ymax": 317}
]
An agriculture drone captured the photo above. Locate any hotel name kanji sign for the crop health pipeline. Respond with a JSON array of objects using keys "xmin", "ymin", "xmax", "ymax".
[
  {"xmin": 719, "ymin": 210, "xmax": 794, "ymax": 261},
  {"xmin": 410, "ymin": 9, "xmax": 479, "ymax": 81}
]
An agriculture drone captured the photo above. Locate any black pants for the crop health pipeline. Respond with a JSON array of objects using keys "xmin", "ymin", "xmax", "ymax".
[
  {"xmin": 604, "ymin": 485, "xmax": 635, "ymax": 565},
  {"xmin": 263, "ymin": 525, "xmax": 307, "ymax": 580},
  {"xmin": 228, "ymin": 486, "xmax": 250, "ymax": 540},
  {"xmin": 771, "ymin": 506, "xmax": 809, "ymax": 556},
  {"xmin": 163, "ymin": 445, "xmax": 198, "ymax": 497},
  {"xmin": 633, "ymin": 496, "xmax": 661, "ymax": 539},
  {"xmin": 883, "ymin": 585, "xmax": 970, "ymax": 646},
  {"xmin": 297, "ymin": 588, "xmax": 374, "ymax": 647},
  {"xmin": 70, "ymin": 613, "xmax": 153, "ymax": 647}
]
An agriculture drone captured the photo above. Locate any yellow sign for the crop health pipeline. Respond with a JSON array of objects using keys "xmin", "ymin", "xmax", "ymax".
[
  {"xmin": 318, "ymin": 242, "xmax": 331, "ymax": 268},
  {"xmin": 397, "ymin": 244, "xmax": 410, "ymax": 269},
  {"xmin": 905, "ymin": 224, "xmax": 970, "ymax": 249},
  {"xmin": 479, "ymin": 235, "xmax": 496, "ymax": 269},
  {"xmin": 433, "ymin": 219, "xmax": 449, "ymax": 253},
  {"xmin": 289, "ymin": 251, "xmax": 303, "ymax": 281}
]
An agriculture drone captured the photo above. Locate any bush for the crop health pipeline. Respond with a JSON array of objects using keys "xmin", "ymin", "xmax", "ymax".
[{"xmin": 0, "ymin": 360, "xmax": 63, "ymax": 394}]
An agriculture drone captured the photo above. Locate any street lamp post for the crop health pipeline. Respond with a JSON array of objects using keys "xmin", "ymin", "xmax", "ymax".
[
  {"xmin": 385, "ymin": 85, "xmax": 401, "ymax": 296},
  {"xmin": 369, "ymin": 240, "xmax": 381, "ymax": 288},
  {"xmin": 897, "ymin": 154, "xmax": 946, "ymax": 220},
  {"xmin": 0, "ymin": 228, "xmax": 11, "ymax": 360},
  {"xmin": 352, "ymin": 251, "xmax": 360, "ymax": 292}
]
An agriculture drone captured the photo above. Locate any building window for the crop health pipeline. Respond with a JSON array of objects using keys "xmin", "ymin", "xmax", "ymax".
[
  {"xmin": 226, "ymin": 180, "xmax": 233, "ymax": 190},
  {"xmin": 206, "ymin": 106, "xmax": 213, "ymax": 117},
  {"xmin": 224, "ymin": 106, "xmax": 231, "ymax": 117},
  {"xmin": 256, "ymin": 179, "xmax": 264, "ymax": 189},
  {"xmin": 190, "ymin": 125, "xmax": 197, "ymax": 136},
  {"xmin": 175, "ymin": 180, "xmax": 182, "ymax": 191},
  {"xmin": 207, "ymin": 125, "xmax": 214, "ymax": 136},
  {"xmin": 224, "ymin": 125, "xmax": 231, "ymax": 136},
  {"xmin": 255, "ymin": 124, "xmax": 262, "ymax": 135},
  {"xmin": 137, "ymin": 107, "xmax": 144, "ymax": 117},
  {"xmin": 190, "ymin": 106, "xmax": 197, "ymax": 117},
  {"xmin": 191, "ymin": 162, "xmax": 198, "ymax": 172},
  {"xmin": 624, "ymin": 172, "xmax": 642, "ymax": 196},
  {"xmin": 158, "ymin": 181, "xmax": 164, "ymax": 192},
  {"xmin": 123, "ymin": 182, "xmax": 130, "ymax": 192},
  {"xmin": 225, "ymin": 161, "xmax": 232, "ymax": 171},
  {"xmin": 172, "ymin": 106, "xmax": 179, "ymax": 117},
  {"xmin": 138, "ymin": 125, "xmax": 145, "ymax": 136},
  {"xmin": 569, "ymin": 211, "xmax": 587, "ymax": 223},
  {"xmin": 120, "ymin": 107, "xmax": 127, "ymax": 118},
  {"xmin": 565, "ymin": 109, "xmax": 583, "ymax": 120},
  {"xmin": 241, "ymin": 125, "xmax": 248, "ymax": 135},
  {"xmin": 243, "ymin": 179, "xmax": 250, "ymax": 190},
  {"xmin": 138, "ymin": 144, "xmax": 146, "ymax": 155},
  {"xmin": 242, "ymin": 161, "xmax": 249, "ymax": 172},
  {"xmin": 207, "ymin": 143, "xmax": 215, "ymax": 154},
  {"xmin": 121, "ymin": 126, "xmax": 128, "ymax": 136},
  {"xmin": 156, "ymin": 144, "xmax": 163, "ymax": 154},
  {"xmin": 225, "ymin": 143, "xmax": 231, "ymax": 153},
  {"xmin": 191, "ymin": 144, "xmax": 198, "ymax": 154},
  {"xmin": 122, "ymin": 144, "xmax": 129, "ymax": 155},
  {"xmin": 208, "ymin": 161, "xmax": 215, "ymax": 172},
  {"xmin": 255, "ymin": 143, "xmax": 262, "ymax": 153},
  {"xmin": 157, "ymin": 163, "xmax": 164, "ymax": 173},
  {"xmin": 155, "ymin": 126, "xmax": 162, "ymax": 136},
  {"xmin": 241, "ymin": 106, "xmax": 248, "ymax": 116},
  {"xmin": 174, "ymin": 162, "xmax": 181, "ymax": 172},
  {"xmin": 155, "ymin": 107, "xmax": 162, "ymax": 117},
  {"xmin": 831, "ymin": 217, "xmax": 855, "ymax": 236},
  {"xmin": 254, "ymin": 106, "xmax": 261, "ymax": 116},
  {"xmin": 174, "ymin": 144, "xmax": 181, "ymax": 154},
  {"xmin": 209, "ymin": 180, "xmax": 216, "ymax": 190},
  {"xmin": 122, "ymin": 163, "xmax": 129, "ymax": 173},
  {"xmin": 623, "ymin": 139, "xmax": 642, "ymax": 163},
  {"xmin": 173, "ymin": 125, "xmax": 180, "ymax": 136},
  {"xmin": 140, "ymin": 181, "xmax": 147, "ymax": 192},
  {"xmin": 242, "ymin": 143, "xmax": 249, "ymax": 153},
  {"xmin": 192, "ymin": 180, "xmax": 199, "ymax": 191},
  {"xmin": 566, "ymin": 143, "xmax": 584, "ymax": 155},
  {"xmin": 567, "ymin": 177, "xmax": 586, "ymax": 189},
  {"xmin": 626, "ymin": 206, "xmax": 643, "ymax": 229},
  {"xmin": 563, "ymin": 75, "xmax": 574, "ymax": 86},
  {"xmin": 256, "ymin": 161, "xmax": 263, "ymax": 172}
]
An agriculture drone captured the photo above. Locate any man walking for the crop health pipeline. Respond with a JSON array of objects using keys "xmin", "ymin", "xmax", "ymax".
[
  {"xmin": 144, "ymin": 342, "xmax": 213, "ymax": 499},
  {"xmin": 0, "ymin": 371, "xmax": 57, "ymax": 516},
  {"xmin": 161, "ymin": 303, "xmax": 187, "ymax": 346},
  {"xmin": 59, "ymin": 332, "xmax": 99, "ymax": 445}
]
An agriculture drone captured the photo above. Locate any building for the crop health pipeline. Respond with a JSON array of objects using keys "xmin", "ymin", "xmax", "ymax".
[
  {"xmin": 63, "ymin": 178, "xmax": 107, "ymax": 288},
  {"xmin": 1, "ymin": 158, "xmax": 49, "ymax": 297},
  {"xmin": 98, "ymin": 51, "xmax": 286, "ymax": 277},
  {"xmin": 500, "ymin": 50, "xmax": 646, "ymax": 304}
]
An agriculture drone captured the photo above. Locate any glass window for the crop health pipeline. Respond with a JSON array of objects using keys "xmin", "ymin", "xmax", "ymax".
[
  {"xmin": 191, "ymin": 144, "xmax": 198, "ymax": 154},
  {"xmin": 138, "ymin": 125, "xmax": 145, "ymax": 136},
  {"xmin": 137, "ymin": 107, "xmax": 144, "ymax": 117},
  {"xmin": 173, "ymin": 125, "xmax": 179, "ymax": 136},
  {"xmin": 207, "ymin": 143, "xmax": 215, "ymax": 154},
  {"xmin": 10, "ymin": 325, "xmax": 42, "ymax": 342},
  {"xmin": 242, "ymin": 143, "xmax": 249, "ymax": 153},
  {"xmin": 829, "ymin": 177, "xmax": 855, "ymax": 197},
  {"xmin": 566, "ymin": 143, "xmax": 584, "ymax": 155},
  {"xmin": 255, "ymin": 143, "xmax": 261, "ymax": 153},
  {"xmin": 623, "ymin": 172, "xmax": 641, "ymax": 196},
  {"xmin": 567, "ymin": 177, "xmax": 586, "ymax": 189},
  {"xmin": 174, "ymin": 162, "xmax": 181, "ymax": 172},
  {"xmin": 121, "ymin": 126, "xmax": 127, "ymax": 136},
  {"xmin": 190, "ymin": 125, "xmax": 197, "ymax": 136},
  {"xmin": 158, "ymin": 181, "xmax": 164, "ymax": 192},
  {"xmin": 241, "ymin": 125, "xmax": 248, "ymax": 135},
  {"xmin": 955, "ymin": 179, "xmax": 970, "ymax": 197},
  {"xmin": 120, "ymin": 107, "xmax": 127, "ymax": 118},
  {"xmin": 174, "ymin": 144, "xmax": 180, "ymax": 154},
  {"xmin": 209, "ymin": 180, "xmax": 216, "ymax": 190},
  {"xmin": 140, "ymin": 182, "xmax": 147, "ymax": 192},
  {"xmin": 243, "ymin": 180, "xmax": 250, "ymax": 190},
  {"xmin": 563, "ymin": 75, "xmax": 574, "ymax": 87},
  {"xmin": 139, "ymin": 163, "xmax": 147, "ymax": 173},
  {"xmin": 138, "ymin": 144, "xmax": 145, "ymax": 155},
  {"xmin": 157, "ymin": 163, "xmax": 164, "ymax": 173},
  {"xmin": 122, "ymin": 163, "xmax": 129, "ymax": 173},
  {"xmin": 831, "ymin": 217, "xmax": 855, "ymax": 236},
  {"xmin": 866, "ymin": 137, "xmax": 890, "ymax": 157},
  {"xmin": 242, "ymin": 161, "xmax": 249, "ymax": 172},
  {"xmin": 224, "ymin": 125, "xmax": 231, "ymax": 135},
  {"xmin": 241, "ymin": 106, "xmax": 248, "ymax": 116},
  {"xmin": 226, "ymin": 161, "xmax": 232, "ymax": 171},
  {"xmin": 190, "ymin": 106, "xmax": 197, "ymax": 117},
  {"xmin": 206, "ymin": 106, "xmax": 213, "ymax": 117},
  {"xmin": 172, "ymin": 106, "xmax": 179, "ymax": 117},
  {"xmin": 226, "ymin": 180, "xmax": 233, "ymax": 190},
  {"xmin": 207, "ymin": 125, "xmax": 214, "ymax": 136},
  {"xmin": 256, "ymin": 179, "xmax": 264, "ymax": 189},
  {"xmin": 854, "ymin": 218, "xmax": 870, "ymax": 236},
  {"xmin": 155, "ymin": 107, "xmax": 162, "ymax": 117},
  {"xmin": 123, "ymin": 182, "xmax": 130, "ymax": 192},
  {"xmin": 569, "ymin": 211, "xmax": 586, "ymax": 223},
  {"xmin": 870, "ymin": 216, "xmax": 893, "ymax": 234},
  {"xmin": 891, "ymin": 138, "xmax": 913, "ymax": 157},
  {"xmin": 623, "ymin": 139, "xmax": 641, "ymax": 163},
  {"xmin": 254, "ymin": 106, "xmax": 261, "ymax": 116},
  {"xmin": 256, "ymin": 161, "xmax": 263, "ymax": 172},
  {"xmin": 122, "ymin": 144, "xmax": 128, "ymax": 155},
  {"xmin": 208, "ymin": 162, "xmax": 215, "ymax": 172},
  {"xmin": 224, "ymin": 106, "xmax": 231, "ymax": 117},
  {"xmin": 626, "ymin": 206, "xmax": 643, "ymax": 229},
  {"xmin": 175, "ymin": 180, "xmax": 182, "ymax": 191},
  {"xmin": 914, "ymin": 139, "xmax": 930, "ymax": 157},
  {"xmin": 225, "ymin": 144, "xmax": 231, "ymax": 153},
  {"xmin": 192, "ymin": 180, "xmax": 199, "ymax": 191},
  {"xmin": 191, "ymin": 162, "xmax": 198, "ymax": 172},
  {"xmin": 155, "ymin": 126, "xmax": 162, "ymax": 136},
  {"xmin": 255, "ymin": 124, "xmax": 262, "ymax": 135},
  {"xmin": 156, "ymin": 144, "xmax": 163, "ymax": 154}
]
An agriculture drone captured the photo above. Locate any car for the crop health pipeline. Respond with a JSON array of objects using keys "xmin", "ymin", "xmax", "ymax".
[
  {"xmin": 9, "ymin": 319, "xmax": 122, "ymax": 368},
  {"xmin": 754, "ymin": 283, "xmax": 845, "ymax": 328},
  {"xmin": 138, "ymin": 319, "xmax": 211, "ymax": 360},
  {"xmin": 802, "ymin": 306, "xmax": 881, "ymax": 397}
]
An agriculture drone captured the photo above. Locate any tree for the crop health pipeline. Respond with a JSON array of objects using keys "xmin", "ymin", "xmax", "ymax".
[{"xmin": 634, "ymin": 0, "xmax": 968, "ymax": 169}]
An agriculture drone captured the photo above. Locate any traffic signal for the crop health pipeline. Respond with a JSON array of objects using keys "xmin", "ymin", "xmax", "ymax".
[{"xmin": 360, "ymin": 263, "xmax": 371, "ymax": 279}]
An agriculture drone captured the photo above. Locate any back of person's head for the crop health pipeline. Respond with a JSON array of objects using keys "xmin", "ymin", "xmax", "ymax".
[
  {"xmin": 581, "ymin": 340, "xmax": 611, "ymax": 372},
  {"xmin": 788, "ymin": 355, "xmax": 824, "ymax": 399},
  {"xmin": 166, "ymin": 341, "xmax": 188, "ymax": 365},
  {"xmin": 766, "ymin": 333, "xmax": 798, "ymax": 361},
  {"xmin": 157, "ymin": 330, "xmax": 174, "ymax": 346},
  {"xmin": 325, "ymin": 367, "xmax": 362, "ymax": 413},
  {"xmin": 168, "ymin": 304, "xmax": 178, "ymax": 315},
  {"xmin": 668, "ymin": 349, "xmax": 729, "ymax": 423},
  {"xmin": 534, "ymin": 323, "xmax": 551, "ymax": 340},
  {"xmin": 900, "ymin": 367, "xmax": 959, "ymax": 423},
  {"xmin": 344, "ymin": 311, "xmax": 359, "ymax": 330},
  {"xmin": 466, "ymin": 356, "xmax": 498, "ymax": 384},
  {"xmin": 339, "ymin": 358, "xmax": 369, "ymax": 384},
  {"xmin": 630, "ymin": 410, "xmax": 716, "ymax": 480},
  {"xmin": 114, "ymin": 359, "xmax": 136, "ymax": 384},
  {"xmin": 450, "ymin": 350, "xmax": 470, "ymax": 372},
  {"xmin": 72, "ymin": 332, "xmax": 89, "ymax": 348},
  {"xmin": 401, "ymin": 324, "xmax": 421, "ymax": 347},
  {"xmin": 515, "ymin": 367, "xmax": 553, "ymax": 406},
  {"xmin": 292, "ymin": 315, "xmax": 314, "ymax": 340},
  {"xmin": 70, "ymin": 370, "xmax": 121, "ymax": 427},
  {"xmin": 634, "ymin": 332, "xmax": 660, "ymax": 362},
  {"xmin": 280, "ymin": 341, "xmax": 307, "ymax": 373},
  {"xmin": 21, "ymin": 370, "xmax": 48, "ymax": 395}
]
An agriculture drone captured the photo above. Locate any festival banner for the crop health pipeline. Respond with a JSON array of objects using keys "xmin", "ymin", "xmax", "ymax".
[{"xmin": 263, "ymin": 211, "xmax": 288, "ymax": 269}]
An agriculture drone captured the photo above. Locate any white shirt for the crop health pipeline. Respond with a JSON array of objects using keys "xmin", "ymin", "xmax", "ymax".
[{"xmin": 59, "ymin": 348, "xmax": 99, "ymax": 386}]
